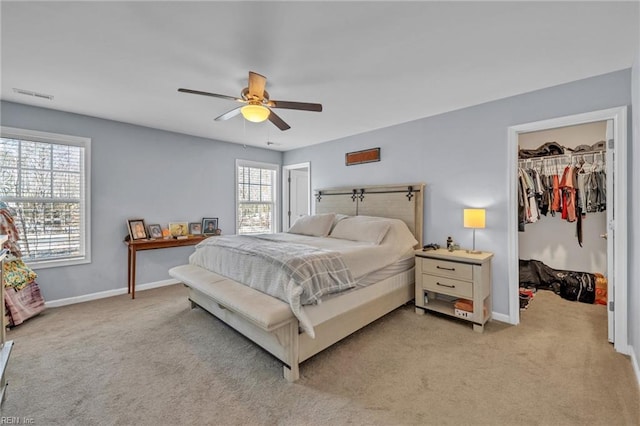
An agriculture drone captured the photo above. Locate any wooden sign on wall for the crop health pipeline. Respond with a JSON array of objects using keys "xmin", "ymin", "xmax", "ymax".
[{"xmin": 345, "ymin": 147, "xmax": 381, "ymax": 166}]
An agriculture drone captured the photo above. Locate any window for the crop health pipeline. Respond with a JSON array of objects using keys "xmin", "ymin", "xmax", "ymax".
[
  {"xmin": 236, "ymin": 159, "xmax": 278, "ymax": 234},
  {"xmin": 0, "ymin": 127, "xmax": 91, "ymax": 268}
]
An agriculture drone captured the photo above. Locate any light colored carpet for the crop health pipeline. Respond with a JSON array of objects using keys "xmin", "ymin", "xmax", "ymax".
[{"xmin": 2, "ymin": 284, "xmax": 638, "ymax": 425}]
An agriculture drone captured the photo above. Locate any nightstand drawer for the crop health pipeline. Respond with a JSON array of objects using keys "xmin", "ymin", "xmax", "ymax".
[
  {"xmin": 422, "ymin": 274, "xmax": 473, "ymax": 298},
  {"xmin": 421, "ymin": 258, "xmax": 473, "ymax": 280}
]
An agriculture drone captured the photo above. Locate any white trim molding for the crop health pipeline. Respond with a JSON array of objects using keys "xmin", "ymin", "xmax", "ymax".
[
  {"xmin": 0, "ymin": 126, "xmax": 92, "ymax": 269},
  {"xmin": 507, "ymin": 107, "xmax": 628, "ymax": 354},
  {"xmin": 45, "ymin": 279, "xmax": 179, "ymax": 308},
  {"xmin": 282, "ymin": 161, "xmax": 311, "ymax": 229}
]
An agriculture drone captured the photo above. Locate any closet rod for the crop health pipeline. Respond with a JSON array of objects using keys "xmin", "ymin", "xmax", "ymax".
[{"xmin": 518, "ymin": 149, "xmax": 605, "ymax": 163}]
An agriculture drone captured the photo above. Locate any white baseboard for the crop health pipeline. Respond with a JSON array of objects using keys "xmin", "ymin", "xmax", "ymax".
[{"xmin": 45, "ymin": 279, "xmax": 180, "ymax": 308}]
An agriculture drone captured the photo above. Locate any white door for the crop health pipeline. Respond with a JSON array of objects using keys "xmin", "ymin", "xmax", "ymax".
[
  {"xmin": 288, "ymin": 169, "xmax": 309, "ymax": 228},
  {"xmin": 605, "ymin": 119, "xmax": 614, "ymax": 343}
]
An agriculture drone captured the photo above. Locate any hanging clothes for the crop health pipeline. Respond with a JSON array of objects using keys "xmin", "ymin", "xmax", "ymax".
[
  {"xmin": 559, "ymin": 165, "xmax": 576, "ymax": 222},
  {"xmin": 517, "ymin": 149, "xmax": 607, "ymax": 246},
  {"xmin": 552, "ymin": 174, "xmax": 561, "ymax": 212}
]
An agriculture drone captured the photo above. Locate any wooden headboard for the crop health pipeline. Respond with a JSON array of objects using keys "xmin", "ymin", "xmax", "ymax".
[{"xmin": 314, "ymin": 183, "xmax": 425, "ymax": 248}]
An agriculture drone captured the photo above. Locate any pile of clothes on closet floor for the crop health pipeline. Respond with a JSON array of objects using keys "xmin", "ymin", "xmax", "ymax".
[{"xmin": 519, "ymin": 259, "xmax": 607, "ymax": 305}]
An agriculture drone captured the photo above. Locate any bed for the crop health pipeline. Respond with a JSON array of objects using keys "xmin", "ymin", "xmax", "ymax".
[{"xmin": 169, "ymin": 183, "xmax": 424, "ymax": 381}]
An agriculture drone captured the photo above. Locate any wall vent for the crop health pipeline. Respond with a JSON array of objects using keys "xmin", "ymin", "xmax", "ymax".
[{"xmin": 12, "ymin": 88, "xmax": 54, "ymax": 100}]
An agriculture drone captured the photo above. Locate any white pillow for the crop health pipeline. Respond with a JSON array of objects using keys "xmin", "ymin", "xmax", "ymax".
[
  {"xmin": 330, "ymin": 213, "xmax": 350, "ymax": 233},
  {"xmin": 380, "ymin": 217, "xmax": 419, "ymax": 250},
  {"xmin": 287, "ymin": 213, "xmax": 336, "ymax": 237},
  {"xmin": 329, "ymin": 216, "xmax": 391, "ymax": 245}
]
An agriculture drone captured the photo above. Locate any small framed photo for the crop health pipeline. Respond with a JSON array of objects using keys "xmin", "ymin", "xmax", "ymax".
[
  {"xmin": 147, "ymin": 224, "xmax": 163, "ymax": 239},
  {"xmin": 202, "ymin": 217, "xmax": 218, "ymax": 235},
  {"xmin": 168, "ymin": 222, "xmax": 189, "ymax": 237},
  {"xmin": 128, "ymin": 219, "xmax": 147, "ymax": 240},
  {"xmin": 189, "ymin": 222, "xmax": 202, "ymax": 235}
]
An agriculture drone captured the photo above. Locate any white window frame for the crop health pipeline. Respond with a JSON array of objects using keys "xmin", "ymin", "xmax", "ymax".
[
  {"xmin": 0, "ymin": 126, "xmax": 91, "ymax": 269},
  {"xmin": 235, "ymin": 159, "xmax": 279, "ymax": 234}
]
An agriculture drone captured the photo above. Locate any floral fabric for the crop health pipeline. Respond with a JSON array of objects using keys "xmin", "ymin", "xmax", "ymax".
[{"xmin": 3, "ymin": 258, "xmax": 37, "ymax": 290}]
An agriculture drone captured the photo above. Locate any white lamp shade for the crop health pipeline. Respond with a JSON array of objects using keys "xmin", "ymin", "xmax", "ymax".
[
  {"xmin": 464, "ymin": 208, "xmax": 486, "ymax": 229},
  {"xmin": 241, "ymin": 104, "xmax": 270, "ymax": 123}
]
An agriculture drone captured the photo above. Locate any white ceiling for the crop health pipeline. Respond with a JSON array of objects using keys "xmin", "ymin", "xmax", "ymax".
[{"xmin": 1, "ymin": 1, "xmax": 638, "ymax": 151}]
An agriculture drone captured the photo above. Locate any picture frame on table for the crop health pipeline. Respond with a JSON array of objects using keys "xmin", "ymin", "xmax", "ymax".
[
  {"xmin": 189, "ymin": 222, "xmax": 202, "ymax": 235},
  {"xmin": 147, "ymin": 224, "xmax": 163, "ymax": 239},
  {"xmin": 168, "ymin": 222, "xmax": 189, "ymax": 238},
  {"xmin": 128, "ymin": 219, "xmax": 147, "ymax": 240},
  {"xmin": 202, "ymin": 217, "xmax": 218, "ymax": 235}
]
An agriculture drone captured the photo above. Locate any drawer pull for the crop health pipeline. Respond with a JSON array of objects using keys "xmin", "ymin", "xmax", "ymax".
[
  {"xmin": 436, "ymin": 265, "xmax": 456, "ymax": 271},
  {"xmin": 437, "ymin": 282, "xmax": 455, "ymax": 288}
]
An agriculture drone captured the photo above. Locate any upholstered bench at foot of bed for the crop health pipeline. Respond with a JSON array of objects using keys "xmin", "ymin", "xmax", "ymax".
[{"xmin": 168, "ymin": 264, "xmax": 301, "ymax": 381}]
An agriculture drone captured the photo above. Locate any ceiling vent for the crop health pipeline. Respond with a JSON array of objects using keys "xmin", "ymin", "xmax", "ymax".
[{"xmin": 12, "ymin": 88, "xmax": 54, "ymax": 100}]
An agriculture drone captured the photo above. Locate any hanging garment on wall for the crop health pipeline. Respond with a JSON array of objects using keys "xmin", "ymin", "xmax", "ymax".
[
  {"xmin": 0, "ymin": 203, "xmax": 45, "ymax": 326},
  {"xmin": 4, "ymin": 282, "xmax": 45, "ymax": 327},
  {"xmin": 0, "ymin": 208, "xmax": 22, "ymax": 257},
  {"xmin": 3, "ymin": 259, "xmax": 37, "ymax": 291}
]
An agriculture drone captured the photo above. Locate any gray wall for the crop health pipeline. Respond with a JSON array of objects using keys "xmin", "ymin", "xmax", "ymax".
[
  {"xmin": 0, "ymin": 101, "xmax": 282, "ymax": 301},
  {"xmin": 283, "ymin": 69, "xmax": 633, "ymax": 320}
]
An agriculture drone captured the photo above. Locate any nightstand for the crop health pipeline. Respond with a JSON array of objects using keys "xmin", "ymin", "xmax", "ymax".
[{"xmin": 415, "ymin": 248, "xmax": 493, "ymax": 332}]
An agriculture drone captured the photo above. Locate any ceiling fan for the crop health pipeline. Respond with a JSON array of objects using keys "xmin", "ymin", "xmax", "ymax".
[{"xmin": 178, "ymin": 71, "xmax": 322, "ymax": 131}]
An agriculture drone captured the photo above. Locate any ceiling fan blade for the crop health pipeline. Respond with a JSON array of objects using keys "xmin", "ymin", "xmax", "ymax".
[
  {"xmin": 214, "ymin": 106, "xmax": 242, "ymax": 121},
  {"xmin": 248, "ymin": 71, "xmax": 267, "ymax": 99},
  {"xmin": 267, "ymin": 109, "xmax": 291, "ymax": 131},
  {"xmin": 178, "ymin": 88, "xmax": 244, "ymax": 103},
  {"xmin": 268, "ymin": 100, "xmax": 322, "ymax": 112}
]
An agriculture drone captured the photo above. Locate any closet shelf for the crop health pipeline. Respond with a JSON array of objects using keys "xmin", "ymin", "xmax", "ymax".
[{"xmin": 518, "ymin": 149, "xmax": 605, "ymax": 162}]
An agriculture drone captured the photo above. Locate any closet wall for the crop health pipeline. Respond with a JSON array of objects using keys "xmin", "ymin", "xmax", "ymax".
[{"xmin": 518, "ymin": 121, "xmax": 607, "ymax": 274}]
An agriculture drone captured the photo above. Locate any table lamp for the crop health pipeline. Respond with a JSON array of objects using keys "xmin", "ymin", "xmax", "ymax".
[{"xmin": 463, "ymin": 208, "xmax": 485, "ymax": 254}]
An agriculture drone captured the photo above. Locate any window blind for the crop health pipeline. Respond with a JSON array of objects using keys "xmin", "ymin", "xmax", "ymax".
[
  {"xmin": 1, "ymin": 129, "xmax": 90, "ymax": 266},
  {"xmin": 236, "ymin": 160, "xmax": 278, "ymax": 234}
]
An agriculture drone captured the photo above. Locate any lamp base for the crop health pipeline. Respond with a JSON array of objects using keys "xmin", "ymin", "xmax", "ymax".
[{"xmin": 466, "ymin": 229, "xmax": 482, "ymax": 254}]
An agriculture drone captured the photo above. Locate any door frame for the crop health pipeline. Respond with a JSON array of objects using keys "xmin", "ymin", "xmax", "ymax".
[
  {"xmin": 282, "ymin": 162, "xmax": 311, "ymax": 229},
  {"xmin": 507, "ymin": 106, "xmax": 628, "ymax": 354}
]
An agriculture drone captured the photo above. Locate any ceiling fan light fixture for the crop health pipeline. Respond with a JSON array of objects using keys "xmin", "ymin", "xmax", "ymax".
[{"xmin": 241, "ymin": 104, "xmax": 270, "ymax": 123}]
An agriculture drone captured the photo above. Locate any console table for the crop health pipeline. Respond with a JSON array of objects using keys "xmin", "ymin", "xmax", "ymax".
[{"xmin": 124, "ymin": 236, "xmax": 207, "ymax": 299}]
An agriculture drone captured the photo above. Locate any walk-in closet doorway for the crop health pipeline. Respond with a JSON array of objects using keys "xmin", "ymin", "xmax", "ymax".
[{"xmin": 507, "ymin": 107, "xmax": 629, "ymax": 355}]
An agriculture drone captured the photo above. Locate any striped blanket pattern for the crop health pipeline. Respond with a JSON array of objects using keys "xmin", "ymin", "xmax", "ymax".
[{"xmin": 189, "ymin": 234, "xmax": 355, "ymax": 337}]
